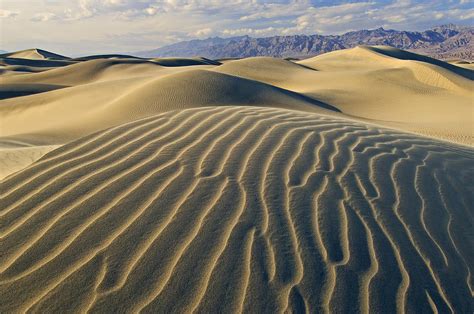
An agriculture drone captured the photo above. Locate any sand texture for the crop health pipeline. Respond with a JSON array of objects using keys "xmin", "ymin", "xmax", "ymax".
[{"xmin": 0, "ymin": 47, "xmax": 473, "ymax": 312}]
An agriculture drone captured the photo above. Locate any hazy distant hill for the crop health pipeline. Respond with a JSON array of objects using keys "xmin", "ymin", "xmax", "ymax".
[{"xmin": 136, "ymin": 24, "xmax": 473, "ymax": 60}]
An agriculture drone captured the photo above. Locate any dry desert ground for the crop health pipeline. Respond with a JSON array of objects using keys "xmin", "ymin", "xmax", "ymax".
[{"xmin": 0, "ymin": 46, "xmax": 473, "ymax": 313}]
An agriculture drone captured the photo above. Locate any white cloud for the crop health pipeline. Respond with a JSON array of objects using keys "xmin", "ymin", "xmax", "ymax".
[
  {"xmin": 458, "ymin": 9, "xmax": 474, "ymax": 19},
  {"xmin": 386, "ymin": 0, "xmax": 412, "ymax": 9},
  {"xmin": 0, "ymin": 0, "xmax": 471, "ymax": 55},
  {"xmin": 222, "ymin": 27, "xmax": 278, "ymax": 36},
  {"xmin": 31, "ymin": 12, "xmax": 58, "ymax": 22},
  {"xmin": 239, "ymin": 0, "xmax": 310, "ymax": 21},
  {"xmin": 192, "ymin": 27, "xmax": 213, "ymax": 37},
  {"xmin": 385, "ymin": 14, "xmax": 407, "ymax": 23},
  {"xmin": 0, "ymin": 9, "xmax": 19, "ymax": 18},
  {"xmin": 144, "ymin": 7, "xmax": 159, "ymax": 15}
]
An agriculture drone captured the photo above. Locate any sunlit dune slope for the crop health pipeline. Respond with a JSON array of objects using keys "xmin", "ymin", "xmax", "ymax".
[
  {"xmin": 449, "ymin": 61, "xmax": 474, "ymax": 70},
  {"xmin": 216, "ymin": 46, "xmax": 473, "ymax": 144},
  {"xmin": 0, "ymin": 48, "xmax": 69, "ymax": 61},
  {"xmin": 0, "ymin": 106, "xmax": 472, "ymax": 313},
  {"xmin": 0, "ymin": 69, "xmax": 337, "ymax": 146},
  {"xmin": 0, "ymin": 145, "xmax": 59, "ymax": 180}
]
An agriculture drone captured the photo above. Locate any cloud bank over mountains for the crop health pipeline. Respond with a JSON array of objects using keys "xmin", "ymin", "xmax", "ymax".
[{"xmin": 1, "ymin": 0, "xmax": 472, "ymax": 55}]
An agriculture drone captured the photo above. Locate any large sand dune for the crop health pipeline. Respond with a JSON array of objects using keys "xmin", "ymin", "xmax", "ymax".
[
  {"xmin": 0, "ymin": 46, "xmax": 473, "ymax": 312},
  {"xmin": 1, "ymin": 106, "xmax": 473, "ymax": 312},
  {"xmin": 218, "ymin": 46, "xmax": 473, "ymax": 144}
]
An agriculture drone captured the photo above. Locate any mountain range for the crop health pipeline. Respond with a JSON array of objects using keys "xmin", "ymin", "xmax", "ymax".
[{"xmin": 136, "ymin": 24, "xmax": 473, "ymax": 60}]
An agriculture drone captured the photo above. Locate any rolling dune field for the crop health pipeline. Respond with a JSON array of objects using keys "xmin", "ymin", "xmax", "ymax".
[{"xmin": 0, "ymin": 47, "xmax": 473, "ymax": 313}]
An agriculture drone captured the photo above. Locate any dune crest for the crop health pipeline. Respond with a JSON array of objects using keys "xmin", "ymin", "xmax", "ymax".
[{"xmin": 0, "ymin": 106, "xmax": 472, "ymax": 313}]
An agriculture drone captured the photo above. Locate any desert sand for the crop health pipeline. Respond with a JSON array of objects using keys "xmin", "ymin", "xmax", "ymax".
[{"xmin": 0, "ymin": 47, "xmax": 473, "ymax": 313}]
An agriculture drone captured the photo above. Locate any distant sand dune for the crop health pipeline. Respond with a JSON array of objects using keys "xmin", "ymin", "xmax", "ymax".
[
  {"xmin": 213, "ymin": 48, "xmax": 473, "ymax": 145},
  {"xmin": 1, "ymin": 106, "xmax": 472, "ymax": 313},
  {"xmin": 0, "ymin": 68, "xmax": 337, "ymax": 148},
  {"xmin": 363, "ymin": 46, "xmax": 474, "ymax": 80},
  {"xmin": 0, "ymin": 48, "xmax": 69, "ymax": 61},
  {"xmin": 0, "ymin": 58, "xmax": 171, "ymax": 86},
  {"xmin": 0, "ymin": 57, "xmax": 75, "ymax": 69}
]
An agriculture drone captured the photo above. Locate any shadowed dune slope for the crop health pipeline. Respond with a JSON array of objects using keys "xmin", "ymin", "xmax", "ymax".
[
  {"xmin": 0, "ymin": 57, "xmax": 76, "ymax": 69},
  {"xmin": 0, "ymin": 83, "xmax": 66, "ymax": 100},
  {"xmin": 151, "ymin": 57, "xmax": 222, "ymax": 66},
  {"xmin": 0, "ymin": 106, "xmax": 472, "ymax": 313},
  {"xmin": 70, "ymin": 55, "xmax": 219, "ymax": 66},
  {"xmin": 0, "ymin": 65, "xmax": 57, "ymax": 76},
  {"xmin": 72, "ymin": 54, "xmax": 145, "ymax": 61}
]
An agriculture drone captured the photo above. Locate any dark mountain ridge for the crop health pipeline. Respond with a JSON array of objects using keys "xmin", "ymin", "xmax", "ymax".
[{"xmin": 135, "ymin": 24, "xmax": 473, "ymax": 60}]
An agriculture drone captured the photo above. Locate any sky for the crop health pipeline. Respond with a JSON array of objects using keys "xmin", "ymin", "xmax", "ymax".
[{"xmin": 0, "ymin": 0, "xmax": 472, "ymax": 56}]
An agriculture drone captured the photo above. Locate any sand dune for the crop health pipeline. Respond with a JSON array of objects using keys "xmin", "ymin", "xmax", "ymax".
[
  {"xmin": 216, "ymin": 47, "xmax": 473, "ymax": 144},
  {"xmin": 0, "ymin": 69, "xmax": 336, "ymax": 149},
  {"xmin": 364, "ymin": 46, "xmax": 473, "ymax": 79},
  {"xmin": 449, "ymin": 60, "xmax": 474, "ymax": 70},
  {"xmin": 0, "ymin": 46, "xmax": 473, "ymax": 312},
  {"xmin": 0, "ymin": 58, "xmax": 182, "ymax": 86},
  {"xmin": 1, "ymin": 46, "xmax": 471, "ymax": 147},
  {"xmin": 1, "ymin": 106, "xmax": 472, "ymax": 312},
  {"xmin": 0, "ymin": 58, "xmax": 75, "ymax": 73},
  {"xmin": 0, "ymin": 48, "xmax": 69, "ymax": 60}
]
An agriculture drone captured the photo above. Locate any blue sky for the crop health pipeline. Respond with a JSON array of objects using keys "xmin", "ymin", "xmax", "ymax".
[{"xmin": 0, "ymin": 0, "xmax": 472, "ymax": 56}]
